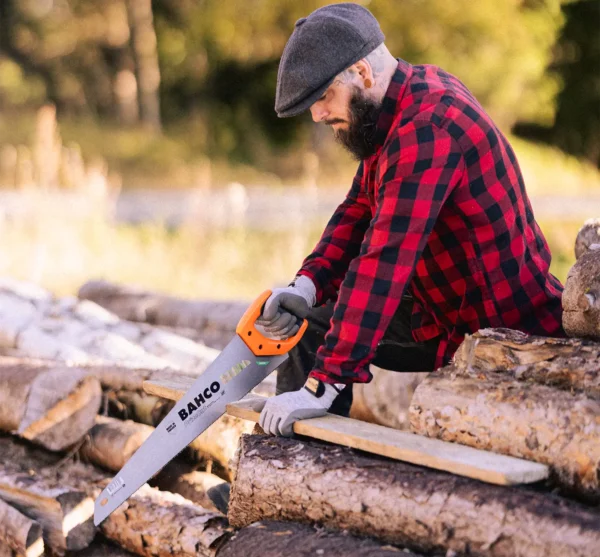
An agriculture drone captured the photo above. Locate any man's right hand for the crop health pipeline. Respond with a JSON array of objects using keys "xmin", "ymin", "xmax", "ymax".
[{"xmin": 256, "ymin": 275, "xmax": 316, "ymax": 339}]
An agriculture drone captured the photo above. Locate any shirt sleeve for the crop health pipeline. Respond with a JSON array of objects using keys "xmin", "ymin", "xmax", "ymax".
[
  {"xmin": 296, "ymin": 162, "xmax": 372, "ymax": 305},
  {"xmin": 310, "ymin": 120, "xmax": 465, "ymax": 385}
]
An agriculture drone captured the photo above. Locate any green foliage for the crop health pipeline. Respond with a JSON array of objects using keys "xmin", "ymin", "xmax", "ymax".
[
  {"xmin": 548, "ymin": 0, "xmax": 600, "ymax": 165},
  {"xmin": 152, "ymin": 0, "xmax": 567, "ymax": 158},
  {"xmin": 0, "ymin": 0, "xmax": 596, "ymax": 175}
]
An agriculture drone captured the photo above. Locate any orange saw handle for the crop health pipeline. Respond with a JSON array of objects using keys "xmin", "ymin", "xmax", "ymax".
[{"xmin": 236, "ymin": 290, "xmax": 308, "ymax": 356}]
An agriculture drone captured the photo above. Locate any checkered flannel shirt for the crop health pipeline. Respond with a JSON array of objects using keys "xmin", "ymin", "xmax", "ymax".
[{"xmin": 298, "ymin": 59, "xmax": 565, "ymax": 385}]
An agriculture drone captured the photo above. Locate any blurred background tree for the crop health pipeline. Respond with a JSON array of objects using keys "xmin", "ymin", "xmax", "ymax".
[
  {"xmin": 0, "ymin": 0, "xmax": 597, "ymax": 184},
  {"xmin": 515, "ymin": 0, "xmax": 600, "ymax": 168}
]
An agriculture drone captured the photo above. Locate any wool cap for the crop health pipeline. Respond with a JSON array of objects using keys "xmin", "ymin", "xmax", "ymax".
[{"xmin": 275, "ymin": 3, "xmax": 385, "ymax": 118}]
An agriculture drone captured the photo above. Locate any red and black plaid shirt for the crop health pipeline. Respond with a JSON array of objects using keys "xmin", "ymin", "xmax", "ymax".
[{"xmin": 298, "ymin": 59, "xmax": 565, "ymax": 385}]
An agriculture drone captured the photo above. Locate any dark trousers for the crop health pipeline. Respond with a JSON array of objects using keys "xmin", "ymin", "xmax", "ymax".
[{"xmin": 275, "ymin": 296, "xmax": 440, "ymax": 416}]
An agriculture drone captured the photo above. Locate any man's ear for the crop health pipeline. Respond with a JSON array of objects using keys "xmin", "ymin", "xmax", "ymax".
[{"xmin": 353, "ymin": 59, "xmax": 374, "ymax": 87}]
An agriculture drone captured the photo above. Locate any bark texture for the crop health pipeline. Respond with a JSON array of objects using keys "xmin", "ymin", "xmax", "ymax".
[
  {"xmin": 229, "ymin": 435, "xmax": 600, "ymax": 557},
  {"xmin": 70, "ymin": 537, "xmax": 136, "ymax": 556},
  {"xmin": 100, "ymin": 483, "xmax": 229, "ymax": 557},
  {"xmin": 574, "ymin": 217, "xmax": 600, "ymax": 259},
  {"xmin": 0, "ymin": 435, "xmax": 105, "ymax": 554},
  {"xmin": 0, "ymin": 363, "xmax": 101, "ymax": 451},
  {"xmin": 563, "ymin": 248, "xmax": 600, "ymax": 339},
  {"xmin": 216, "ymin": 520, "xmax": 419, "ymax": 557},
  {"xmin": 350, "ymin": 367, "xmax": 429, "ymax": 429},
  {"xmin": 0, "ymin": 281, "xmax": 219, "ymax": 371},
  {"xmin": 79, "ymin": 279, "xmax": 246, "ymax": 349},
  {"xmin": 453, "ymin": 328, "xmax": 600, "ymax": 398},
  {"xmin": 79, "ymin": 415, "xmax": 154, "ymax": 472},
  {"xmin": 0, "ymin": 497, "xmax": 44, "ymax": 557},
  {"xmin": 153, "ymin": 461, "xmax": 230, "ymax": 514},
  {"xmin": 409, "ymin": 367, "xmax": 600, "ymax": 498},
  {"xmin": 0, "ymin": 357, "xmax": 203, "ymax": 429},
  {"xmin": 0, "ymin": 434, "xmax": 229, "ymax": 556}
]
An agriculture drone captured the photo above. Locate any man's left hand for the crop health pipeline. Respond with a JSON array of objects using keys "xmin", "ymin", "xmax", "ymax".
[{"xmin": 259, "ymin": 380, "xmax": 343, "ymax": 436}]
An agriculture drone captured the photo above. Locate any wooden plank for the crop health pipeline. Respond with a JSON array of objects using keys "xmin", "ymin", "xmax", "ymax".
[{"xmin": 142, "ymin": 379, "xmax": 549, "ymax": 486}]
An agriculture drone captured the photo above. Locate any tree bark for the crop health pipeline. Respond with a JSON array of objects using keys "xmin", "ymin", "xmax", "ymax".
[
  {"xmin": 0, "ymin": 363, "xmax": 101, "ymax": 451},
  {"xmin": 575, "ymin": 218, "xmax": 600, "ymax": 259},
  {"xmin": 0, "ymin": 356, "xmax": 189, "ymax": 428},
  {"xmin": 562, "ymin": 249, "xmax": 600, "ymax": 339},
  {"xmin": 70, "ymin": 537, "xmax": 136, "ymax": 556},
  {"xmin": 100, "ymin": 483, "xmax": 229, "ymax": 556},
  {"xmin": 0, "ymin": 435, "xmax": 102, "ymax": 554},
  {"xmin": 78, "ymin": 279, "xmax": 246, "ymax": 348},
  {"xmin": 79, "ymin": 415, "xmax": 153, "ymax": 472},
  {"xmin": 350, "ymin": 366, "xmax": 429, "ymax": 429},
  {"xmin": 188, "ymin": 414, "xmax": 255, "ymax": 481},
  {"xmin": 216, "ymin": 520, "xmax": 421, "ymax": 557},
  {"xmin": 0, "ymin": 434, "xmax": 230, "ymax": 556},
  {"xmin": 0, "ymin": 283, "xmax": 219, "ymax": 371},
  {"xmin": 153, "ymin": 461, "xmax": 230, "ymax": 514},
  {"xmin": 125, "ymin": 0, "xmax": 162, "ymax": 131},
  {"xmin": 409, "ymin": 367, "xmax": 600, "ymax": 498},
  {"xmin": 453, "ymin": 328, "xmax": 600, "ymax": 398},
  {"xmin": 0, "ymin": 498, "xmax": 44, "ymax": 557},
  {"xmin": 229, "ymin": 435, "xmax": 600, "ymax": 557}
]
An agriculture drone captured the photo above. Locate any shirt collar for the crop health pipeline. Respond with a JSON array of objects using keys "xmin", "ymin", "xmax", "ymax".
[{"xmin": 372, "ymin": 59, "xmax": 413, "ymax": 151}]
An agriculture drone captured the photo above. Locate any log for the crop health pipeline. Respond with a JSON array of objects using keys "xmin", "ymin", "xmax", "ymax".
[
  {"xmin": 0, "ymin": 281, "xmax": 219, "ymax": 371},
  {"xmin": 216, "ymin": 520, "xmax": 419, "ymax": 557},
  {"xmin": 563, "ymin": 248, "xmax": 600, "ymax": 339},
  {"xmin": 0, "ymin": 363, "xmax": 101, "ymax": 451},
  {"xmin": 409, "ymin": 367, "xmax": 600, "ymax": 498},
  {"xmin": 574, "ymin": 217, "xmax": 600, "ymax": 259},
  {"xmin": 79, "ymin": 415, "xmax": 231, "ymax": 508},
  {"xmin": 69, "ymin": 537, "xmax": 136, "ymax": 556},
  {"xmin": 78, "ymin": 279, "xmax": 246, "ymax": 332},
  {"xmin": 0, "ymin": 434, "xmax": 230, "ymax": 556},
  {"xmin": 153, "ymin": 460, "xmax": 230, "ymax": 514},
  {"xmin": 79, "ymin": 416, "xmax": 154, "ymax": 472},
  {"xmin": 104, "ymin": 389, "xmax": 174, "ymax": 426},
  {"xmin": 350, "ymin": 366, "xmax": 429, "ymax": 429},
  {"xmin": 0, "ymin": 356, "xmax": 197, "ymax": 429},
  {"xmin": 187, "ymin": 414, "xmax": 254, "ymax": 480},
  {"xmin": 0, "ymin": 435, "xmax": 102, "ymax": 554},
  {"xmin": 100, "ymin": 483, "xmax": 229, "ymax": 557},
  {"xmin": 453, "ymin": 328, "xmax": 600, "ymax": 398},
  {"xmin": 229, "ymin": 435, "xmax": 600, "ymax": 557},
  {"xmin": 0, "ymin": 498, "xmax": 44, "ymax": 557}
]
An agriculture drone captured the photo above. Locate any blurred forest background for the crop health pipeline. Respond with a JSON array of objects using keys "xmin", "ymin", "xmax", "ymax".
[{"xmin": 0, "ymin": 0, "xmax": 598, "ymax": 300}]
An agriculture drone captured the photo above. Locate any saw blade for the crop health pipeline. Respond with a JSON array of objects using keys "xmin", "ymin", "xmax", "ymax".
[{"xmin": 93, "ymin": 335, "xmax": 286, "ymax": 525}]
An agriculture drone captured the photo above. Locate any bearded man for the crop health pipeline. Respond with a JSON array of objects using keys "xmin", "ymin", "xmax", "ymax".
[{"xmin": 252, "ymin": 3, "xmax": 565, "ymax": 436}]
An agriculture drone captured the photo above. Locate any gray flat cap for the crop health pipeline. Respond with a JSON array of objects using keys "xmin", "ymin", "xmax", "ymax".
[{"xmin": 275, "ymin": 3, "xmax": 385, "ymax": 118}]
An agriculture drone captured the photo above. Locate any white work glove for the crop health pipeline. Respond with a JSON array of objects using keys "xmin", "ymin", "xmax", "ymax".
[
  {"xmin": 256, "ymin": 275, "xmax": 316, "ymax": 339},
  {"xmin": 258, "ymin": 379, "xmax": 344, "ymax": 437}
]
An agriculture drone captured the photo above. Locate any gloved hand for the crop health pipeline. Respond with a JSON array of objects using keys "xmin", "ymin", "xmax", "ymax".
[
  {"xmin": 256, "ymin": 275, "xmax": 316, "ymax": 339},
  {"xmin": 258, "ymin": 379, "xmax": 344, "ymax": 437}
]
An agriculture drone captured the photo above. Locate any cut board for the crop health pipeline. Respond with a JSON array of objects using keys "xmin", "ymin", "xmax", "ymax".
[{"xmin": 143, "ymin": 378, "xmax": 549, "ymax": 486}]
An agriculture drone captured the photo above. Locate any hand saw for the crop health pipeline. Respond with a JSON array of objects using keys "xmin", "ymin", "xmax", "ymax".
[{"xmin": 94, "ymin": 290, "xmax": 307, "ymax": 526}]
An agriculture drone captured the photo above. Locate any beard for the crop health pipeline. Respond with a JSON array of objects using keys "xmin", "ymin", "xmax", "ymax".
[{"xmin": 333, "ymin": 87, "xmax": 383, "ymax": 161}]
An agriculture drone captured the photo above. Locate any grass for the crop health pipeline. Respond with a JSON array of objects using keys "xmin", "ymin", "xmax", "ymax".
[
  {"xmin": 0, "ymin": 191, "xmax": 580, "ymax": 301},
  {"xmin": 1, "ymin": 111, "xmax": 599, "ymax": 193}
]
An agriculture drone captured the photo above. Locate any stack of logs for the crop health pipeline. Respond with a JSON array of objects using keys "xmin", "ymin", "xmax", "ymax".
[{"xmin": 0, "ymin": 220, "xmax": 599, "ymax": 556}]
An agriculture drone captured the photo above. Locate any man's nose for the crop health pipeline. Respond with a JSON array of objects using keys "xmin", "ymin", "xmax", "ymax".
[{"xmin": 310, "ymin": 103, "xmax": 328, "ymax": 123}]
